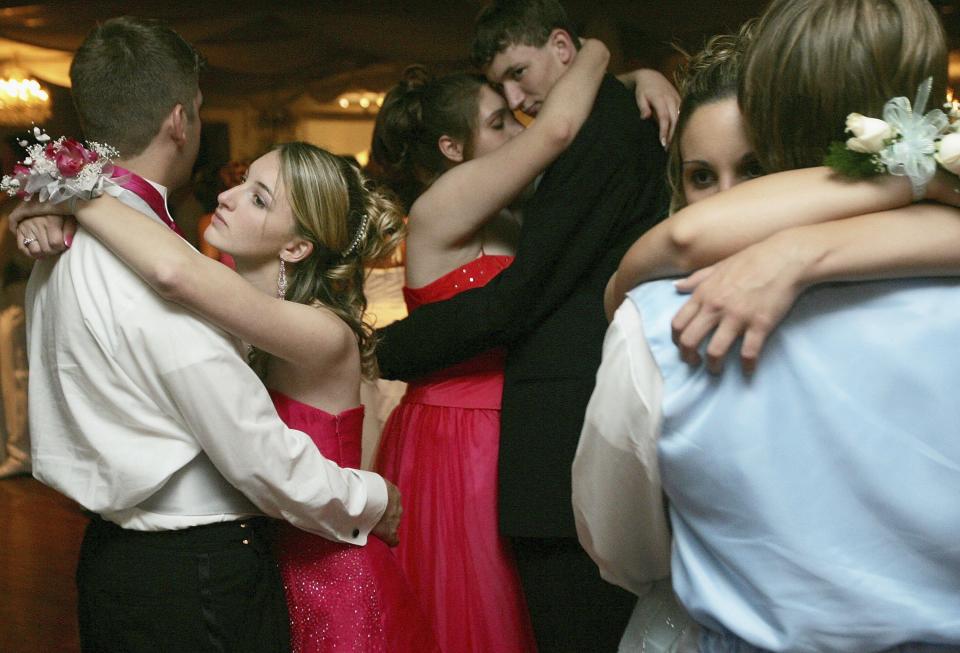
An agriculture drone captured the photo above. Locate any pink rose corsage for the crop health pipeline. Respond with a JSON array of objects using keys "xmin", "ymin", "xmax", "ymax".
[{"xmin": 1, "ymin": 127, "xmax": 120, "ymax": 204}]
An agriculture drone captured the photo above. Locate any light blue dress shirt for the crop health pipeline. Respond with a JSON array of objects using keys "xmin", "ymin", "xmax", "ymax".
[{"xmin": 628, "ymin": 278, "xmax": 960, "ymax": 653}]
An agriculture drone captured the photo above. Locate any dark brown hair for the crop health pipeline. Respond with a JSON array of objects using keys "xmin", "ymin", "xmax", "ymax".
[
  {"xmin": 668, "ymin": 22, "xmax": 755, "ymax": 211},
  {"xmin": 371, "ymin": 66, "xmax": 486, "ymax": 211},
  {"xmin": 471, "ymin": 0, "xmax": 579, "ymax": 70},
  {"xmin": 742, "ymin": 0, "xmax": 947, "ymax": 173},
  {"xmin": 70, "ymin": 17, "xmax": 203, "ymax": 157}
]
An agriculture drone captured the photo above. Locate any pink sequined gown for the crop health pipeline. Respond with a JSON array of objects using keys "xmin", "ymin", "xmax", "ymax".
[
  {"xmin": 271, "ymin": 390, "xmax": 439, "ymax": 653},
  {"xmin": 376, "ymin": 255, "xmax": 537, "ymax": 653}
]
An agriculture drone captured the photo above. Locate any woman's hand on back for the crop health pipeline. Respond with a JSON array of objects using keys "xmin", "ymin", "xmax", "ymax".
[
  {"xmin": 616, "ymin": 68, "xmax": 680, "ymax": 147},
  {"xmin": 670, "ymin": 232, "xmax": 811, "ymax": 374}
]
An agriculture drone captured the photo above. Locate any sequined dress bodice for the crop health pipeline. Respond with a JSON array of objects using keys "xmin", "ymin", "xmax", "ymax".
[{"xmin": 403, "ymin": 254, "xmax": 514, "ymax": 310}]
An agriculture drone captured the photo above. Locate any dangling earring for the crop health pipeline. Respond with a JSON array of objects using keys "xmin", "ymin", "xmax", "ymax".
[{"xmin": 277, "ymin": 258, "xmax": 288, "ymax": 299}]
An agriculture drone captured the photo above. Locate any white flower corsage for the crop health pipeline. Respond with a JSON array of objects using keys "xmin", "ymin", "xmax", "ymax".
[
  {"xmin": 0, "ymin": 127, "xmax": 121, "ymax": 204},
  {"xmin": 825, "ymin": 78, "xmax": 958, "ymax": 199}
]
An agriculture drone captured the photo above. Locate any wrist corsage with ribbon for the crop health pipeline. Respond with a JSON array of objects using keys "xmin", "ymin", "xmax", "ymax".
[
  {"xmin": 0, "ymin": 127, "xmax": 120, "ymax": 203},
  {"xmin": 825, "ymin": 78, "xmax": 960, "ymax": 199}
]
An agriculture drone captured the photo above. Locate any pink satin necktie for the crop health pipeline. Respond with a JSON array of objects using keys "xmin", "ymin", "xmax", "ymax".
[{"xmin": 111, "ymin": 166, "xmax": 184, "ymax": 238}]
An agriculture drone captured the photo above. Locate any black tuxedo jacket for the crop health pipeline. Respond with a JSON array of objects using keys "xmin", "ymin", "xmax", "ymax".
[{"xmin": 377, "ymin": 75, "xmax": 668, "ymax": 538}]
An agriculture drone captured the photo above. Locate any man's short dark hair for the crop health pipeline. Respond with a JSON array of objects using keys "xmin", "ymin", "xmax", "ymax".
[
  {"xmin": 70, "ymin": 17, "xmax": 203, "ymax": 157},
  {"xmin": 471, "ymin": 0, "xmax": 579, "ymax": 69}
]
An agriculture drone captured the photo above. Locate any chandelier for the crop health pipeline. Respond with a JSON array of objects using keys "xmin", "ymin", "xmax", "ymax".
[{"xmin": 0, "ymin": 73, "xmax": 51, "ymax": 127}]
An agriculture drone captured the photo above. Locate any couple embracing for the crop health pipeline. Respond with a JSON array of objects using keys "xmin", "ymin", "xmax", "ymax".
[{"xmin": 16, "ymin": 15, "xmax": 424, "ymax": 653}]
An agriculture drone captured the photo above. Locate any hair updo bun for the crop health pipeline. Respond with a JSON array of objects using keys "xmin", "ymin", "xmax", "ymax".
[
  {"xmin": 398, "ymin": 64, "xmax": 431, "ymax": 92},
  {"xmin": 371, "ymin": 66, "xmax": 486, "ymax": 211}
]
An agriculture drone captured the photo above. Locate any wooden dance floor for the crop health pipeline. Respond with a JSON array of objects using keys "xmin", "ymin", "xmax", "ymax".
[{"xmin": 0, "ymin": 476, "xmax": 85, "ymax": 652}]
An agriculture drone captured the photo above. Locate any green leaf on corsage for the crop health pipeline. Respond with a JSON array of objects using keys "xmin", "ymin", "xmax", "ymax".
[{"xmin": 824, "ymin": 142, "xmax": 884, "ymax": 178}]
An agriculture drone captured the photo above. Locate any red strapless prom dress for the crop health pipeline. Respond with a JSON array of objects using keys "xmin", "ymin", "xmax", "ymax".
[
  {"xmin": 376, "ymin": 255, "xmax": 537, "ymax": 652},
  {"xmin": 270, "ymin": 390, "xmax": 439, "ymax": 653}
]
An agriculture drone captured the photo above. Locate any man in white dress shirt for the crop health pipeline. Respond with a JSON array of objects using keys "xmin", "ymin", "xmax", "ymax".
[{"xmin": 17, "ymin": 17, "xmax": 400, "ymax": 652}]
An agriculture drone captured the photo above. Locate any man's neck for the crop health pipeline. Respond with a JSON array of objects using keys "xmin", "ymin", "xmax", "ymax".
[{"xmin": 115, "ymin": 149, "xmax": 177, "ymax": 190}]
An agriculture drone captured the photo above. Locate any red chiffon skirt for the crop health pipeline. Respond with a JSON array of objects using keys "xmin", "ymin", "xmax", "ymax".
[{"xmin": 376, "ymin": 255, "xmax": 536, "ymax": 652}]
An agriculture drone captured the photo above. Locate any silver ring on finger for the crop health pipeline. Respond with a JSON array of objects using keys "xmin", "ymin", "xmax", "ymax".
[{"xmin": 22, "ymin": 237, "xmax": 37, "ymax": 246}]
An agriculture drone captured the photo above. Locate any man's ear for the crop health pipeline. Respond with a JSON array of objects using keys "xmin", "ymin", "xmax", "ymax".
[
  {"xmin": 281, "ymin": 237, "xmax": 314, "ymax": 264},
  {"xmin": 438, "ymin": 135, "xmax": 464, "ymax": 164},
  {"xmin": 549, "ymin": 29, "xmax": 576, "ymax": 66},
  {"xmin": 167, "ymin": 103, "xmax": 188, "ymax": 147}
]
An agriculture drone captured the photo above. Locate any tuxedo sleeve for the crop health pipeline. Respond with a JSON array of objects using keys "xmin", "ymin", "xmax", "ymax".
[{"xmin": 377, "ymin": 76, "xmax": 668, "ymax": 380}]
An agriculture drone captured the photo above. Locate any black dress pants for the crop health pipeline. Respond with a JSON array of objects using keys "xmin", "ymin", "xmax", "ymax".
[
  {"xmin": 76, "ymin": 516, "xmax": 290, "ymax": 653},
  {"xmin": 512, "ymin": 536, "xmax": 636, "ymax": 653}
]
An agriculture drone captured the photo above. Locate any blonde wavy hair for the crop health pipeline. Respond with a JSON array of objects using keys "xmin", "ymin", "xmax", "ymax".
[{"xmin": 249, "ymin": 142, "xmax": 405, "ymax": 379}]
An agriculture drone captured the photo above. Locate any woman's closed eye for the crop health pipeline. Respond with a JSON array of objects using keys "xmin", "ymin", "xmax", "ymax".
[{"xmin": 486, "ymin": 107, "xmax": 515, "ymax": 131}]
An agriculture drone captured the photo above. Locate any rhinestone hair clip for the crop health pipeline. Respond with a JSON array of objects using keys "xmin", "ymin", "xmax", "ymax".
[{"xmin": 340, "ymin": 212, "xmax": 370, "ymax": 257}]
